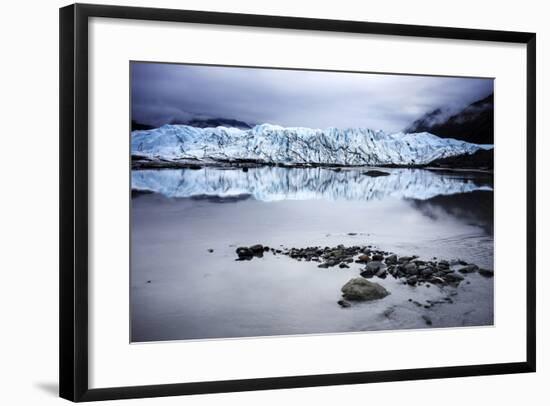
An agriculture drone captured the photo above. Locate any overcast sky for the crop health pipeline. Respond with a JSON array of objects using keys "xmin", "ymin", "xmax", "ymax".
[{"xmin": 131, "ymin": 62, "xmax": 493, "ymax": 133}]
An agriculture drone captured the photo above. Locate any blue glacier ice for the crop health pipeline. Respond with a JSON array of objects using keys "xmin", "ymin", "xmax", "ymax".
[{"xmin": 131, "ymin": 123, "xmax": 493, "ymax": 166}]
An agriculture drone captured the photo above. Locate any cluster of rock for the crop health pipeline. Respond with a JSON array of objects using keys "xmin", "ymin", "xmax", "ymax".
[
  {"xmin": 364, "ymin": 256, "xmax": 472, "ymax": 287},
  {"xmin": 235, "ymin": 244, "xmax": 271, "ymax": 260},
  {"xmin": 234, "ymin": 243, "xmax": 493, "ymax": 308}
]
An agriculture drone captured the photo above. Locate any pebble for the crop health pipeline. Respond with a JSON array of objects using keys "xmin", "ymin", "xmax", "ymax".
[
  {"xmin": 337, "ymin": 300, "xmax": 351, "ymax": 308},
  {"xmin": 422, "ymin": 315, "xmax": 433, "ymax": 325}
]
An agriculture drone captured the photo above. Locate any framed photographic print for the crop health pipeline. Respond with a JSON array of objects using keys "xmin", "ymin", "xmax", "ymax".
[{"xmin": 59, "ymin": 3, "xmax": 536, "ymax": 402}]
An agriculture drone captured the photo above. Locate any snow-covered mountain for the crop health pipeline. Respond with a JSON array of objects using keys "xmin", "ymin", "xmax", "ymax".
[
  {"xmin": 132, "ymin": 167, "xmax": 492, "ymax": 202},
  {"xmin": 131, "ymin": 124, "xmax": 492, "ymax": 167}
]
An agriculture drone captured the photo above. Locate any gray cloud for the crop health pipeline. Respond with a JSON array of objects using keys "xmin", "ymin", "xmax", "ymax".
[{"xmin": 131, "ymin": 62, "xmax": 493, "ymax": 133}]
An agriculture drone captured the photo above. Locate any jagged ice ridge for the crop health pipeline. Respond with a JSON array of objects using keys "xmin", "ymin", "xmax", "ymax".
[{"xmin": 131, "ymin": 124, "xmax": 493, "ymax": 167}]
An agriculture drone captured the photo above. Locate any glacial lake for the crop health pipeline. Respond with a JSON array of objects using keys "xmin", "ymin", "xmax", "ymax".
[{"xmin": 131, "ymin": 166, "xmax": 494, "ymax": 342}]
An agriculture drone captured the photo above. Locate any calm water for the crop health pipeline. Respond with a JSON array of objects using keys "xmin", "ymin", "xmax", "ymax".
[{"xmin": 131, "ymin": 167, "xmax": 494, "ymax": 342}]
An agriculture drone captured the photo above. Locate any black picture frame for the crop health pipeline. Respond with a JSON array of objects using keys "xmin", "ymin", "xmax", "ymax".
[{"xmin": 59, "ymin": 3, "xmax": 536, "ymax": 402}]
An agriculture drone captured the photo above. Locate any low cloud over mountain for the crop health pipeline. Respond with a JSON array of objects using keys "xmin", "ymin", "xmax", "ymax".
[{"xmin": 405, "ymin": 94, "xmax": 493, "ymax": 145}]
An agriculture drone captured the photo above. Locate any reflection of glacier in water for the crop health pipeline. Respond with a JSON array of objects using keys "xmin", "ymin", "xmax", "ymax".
[{"xmin": 131, "ymin": 167, "xmax": 493, "ymax": 202}]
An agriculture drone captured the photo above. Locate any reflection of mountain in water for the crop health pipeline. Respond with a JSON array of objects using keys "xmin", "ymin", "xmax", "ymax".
[
  {"xmin": 409, "ymin": 190, "xmax": 494, "ymax": 235},
  {"xmin": 132, "ymin": 167, "xmax": 492, "ymax": 202}
]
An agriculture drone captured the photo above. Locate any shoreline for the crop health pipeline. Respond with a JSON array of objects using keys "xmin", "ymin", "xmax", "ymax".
[{"xmin": 131, "ymin": 155, "xmax": 494, "ymax": 173}]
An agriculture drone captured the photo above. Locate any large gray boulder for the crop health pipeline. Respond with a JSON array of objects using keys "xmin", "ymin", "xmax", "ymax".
[{"xmin": 341, "ymin": 278, "xmax": 390, "ymax": 301}]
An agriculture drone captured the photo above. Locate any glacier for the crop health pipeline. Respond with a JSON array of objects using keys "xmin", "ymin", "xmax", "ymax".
[
  {"xmin": 131, "ymin": 124, "xmax": 493, "ymax": 167},
  {"xmin": 132, "ymin": 167, "xmax": 492, "ymax": 202}
]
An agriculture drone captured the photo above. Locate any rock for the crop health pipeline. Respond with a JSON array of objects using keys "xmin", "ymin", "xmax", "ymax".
[
  {"xmin": 347, "ymin": 232, "xmax": 357, "ymax": 236},
  {"xmin": 188, "ymin": 164, "xmax": 202, "ymax": 170},
  {"xmin": 236, "ymin": 247, "xmax": 253, "ymax": 259},
  {"xmin": 364, "ymin": 170, "xmax": 390, "ymax": 177},
  {"xmin": 249, "ymin": 244, "xmax": 264, "ymax": 254},
  {"xmin": 422, "ymin": 315, "xmax": 433, "ymax": 326},
  {"xmin": 420, "ymin": 267, "xmax": 434, "ymax": 277},
  {"xmin": 372, "ymin": 253, "xmax": 384, "ymax": 261},
  {"xmin": 438, "ymin": 260, "xmax": 450, "ymax": 269},
  {"xmin": 385, "ymin": 254, "xmax": 398, "ymax": 265},
  {"xmin": 337, "ymin": 299, "xmax": 351, "ymax": 308},
  {"xmin": 242, "ymin": 167, "xmax": 249, "ymax": 172},
  {"xmin": 341, "ymin": 278, "xmax": 390, "ymax": 301},
  {"xmin": 376, "ymin": 268, "xmax": 387, "ymax": 278},
  {"xmin": 399, "ymin": 256, "xmax": 414, "ymax": 263},
  {"xmin": 343, "ymin": 257, "xmax": 354, "ymax": 263},
  {"xmin": 403, "ymin": 262, "xmax": 418, "ymax": 275},
  {"xmin": 327, "ymin": 249, "xmax": 344, "ymax": 258},
  {"xmin": 365, "ymin": 261, "xmax": 384, "ymax": 273},
  {"xmin": 356, "ymin": 254, "xmax": 370, "ymax": 263},
  {"xmin": 326, "ymin": 259, "xmax": 339, "ymax": 267},
  {"xmin": 406, "ymin": 275, "xmax": 418, "ymax": 285},
  {"xmin": 207, "ymin": 248, "xmax": 214, "ymax": 253},
  {"xmin": 458, "ymin": 264, "xmax": 479, "ymax": 273},
  {"xmin": 339, "ymin": 262, "xmax": 350, "ymax": 269},
  {"xmin": 318, "ymin": 263, "xmax": 330, "ymax": 269},
  {"xmin": 444, "ymin": 272, "xmax": 464, "ymax": 282},
  {"xmin": 478, "ymin": 268, "xmax": 494, "ymax": 277},
  {"xmin": 429, "ymin": 276, "xmax": 447, "ymax": 284}
]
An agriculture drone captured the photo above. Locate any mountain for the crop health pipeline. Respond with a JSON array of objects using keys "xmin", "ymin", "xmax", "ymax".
[
  {"xmin": 131, "ymin": 120, "xmax": 155, "ymax": 131},
  {"xmin": 131, "ymin": 118, "xmax": 252, "ymax": 131},
  {"xmin": 428, "ymin": 148, "xmax": 493, "ymax": 170},
  {"xmin": 404, "ymin": 94, "xmax": 494, "ymax": 144},
  {"xmin": 131, "ymin": 123, "xmax": 492, "ymax": 167},
  {"xmin": 170, "ymin": 117, "xmax": 252, "ymax": 129},
  {"xmin": 132, "ymin": 167, "xmax": 492, "ymax": 202}
]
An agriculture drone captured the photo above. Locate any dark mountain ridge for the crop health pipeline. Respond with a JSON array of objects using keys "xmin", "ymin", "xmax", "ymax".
[
  {"xmin": 173, "ymin": 117, "xmax": 252, "ymax": 129},
  {"xmin": 405, "ymin": 93, "xmax": 494, "ymax": 145},
  {"xmin": 131, "ymin": 117, "xmax": 252, "ymax": 131}
]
